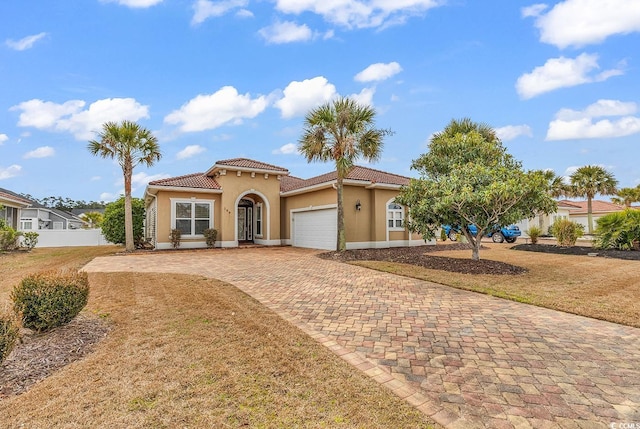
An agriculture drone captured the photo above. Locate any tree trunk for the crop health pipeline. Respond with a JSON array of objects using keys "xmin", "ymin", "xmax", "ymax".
[
  {"xmin": 123, "ymin": 161, "xmax": 134, "ymax": 252},
  {"xmin": 463, "ymin": 230, "xmax": 481, "ymax": 260},
  {"xmin": 336, "ymin": 176, "xmax": 346, "ymax": 252},
  {"xmin": 587, "ymin": 195, "xmax": 593, "ymax": 234}
]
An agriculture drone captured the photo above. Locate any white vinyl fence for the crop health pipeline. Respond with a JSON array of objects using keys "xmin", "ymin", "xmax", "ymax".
[{"xmin": 23, "ymin": 229, "xmax": 111, "ymax": 248}]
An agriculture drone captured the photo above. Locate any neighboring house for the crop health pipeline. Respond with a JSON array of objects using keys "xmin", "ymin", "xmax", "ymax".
[
  {"xmin": 0, "ymin": 188, "xmax": 32, "ymax": 229},
  {"xmin": 559, "ymin": 199, "xmax": 627, "ymax": 230},
  {"xmin": 517, "ymin": 199, "xmax": 626, "ymax": 235},
  {"xmin": 144, "ymin": 158, "xmax": 431, "ymax": 250},
  {"xmin": 19, "ymin": 201, "xmax": 86, "ymax": 231}
]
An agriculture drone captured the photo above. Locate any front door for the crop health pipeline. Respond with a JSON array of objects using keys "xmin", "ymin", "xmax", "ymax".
[{"xmin": 237, "ymin": 200, "xmax": 253, "ymax": 242}]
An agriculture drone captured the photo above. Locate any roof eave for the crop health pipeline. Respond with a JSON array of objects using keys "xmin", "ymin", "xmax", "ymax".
[
  {"xmin": 146, "ymin": 184, "xmax": 223, "ymax": 195},
  {"xmin": 206, "ymin": 164, "xmax": 289, "ymax": 177}
]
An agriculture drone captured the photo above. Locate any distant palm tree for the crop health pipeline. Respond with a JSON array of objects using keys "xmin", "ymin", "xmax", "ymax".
[
  {"xmin": 432, "ymin": 117, "xmax": 498, "ymax": 143},
  {"xmin": 611, "ymin": 186, "xmax": 640, "ymax": 208},
  {"xmin": 541, "ymin": 170, "xmax": 568, "ymax": 198},
  {"xmin": 88, "ymin": 120, "xmax": 161, "ymax": 251},
  {"xmin": 298, "ymin": 97, "xmax": 393, "ymax": 251},
  {"xmin": 569, "ymin": 165, "xmax": 618, "ymax": 234}
]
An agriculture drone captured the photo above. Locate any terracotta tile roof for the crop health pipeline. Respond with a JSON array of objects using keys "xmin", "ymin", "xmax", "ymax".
[
  {"xmin": 215, "ymin": 158, "xmax": 289, "ymax": 172},
  {"xmin": 149, "ymin": 173, "xmax": 221, "ymax": 190},
  {"xmin": 280, "ymin": 175, "xmax": 307, "ymax": 193},
  {"xmin": 558, "ymin": 199, "xmax": 625, "ymax": 213},
  {"xmin": 282, "ymin": 165, "xmax": 410, "ymax": 192}
]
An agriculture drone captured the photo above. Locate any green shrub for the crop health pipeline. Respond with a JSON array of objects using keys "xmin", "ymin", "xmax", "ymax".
[
  {"xmin": 170, "ymin": 229, "xmax": 181, "ymax": 249},
  {"xmin": 439, "ymin": 228, "xmax": 447, "ymax": 242},
  {"xmin": 0, "ymin": 227, "xmax": 22, "ymax": 251},
  {"xmin": 550, "ymin": 219, "xmax": 584, "ymax": 247},
  {"xmin": 594, "ymin": 209, "xmax": 640, "ymax": 250},
  {"xmin": 11, "ymin": 271, "xmax": 90, "ymax": 332},
  {"xmin": 0, "ymin": 312, "xmax": 19, "ymax": 364},
  {"xmin": 526, "ymin": 226, "xmax": 542, "ymax": 245},
  {"xmin": 203, "ymin": 228, "xmax": 217, "ymax": 248},
  {"xmin": 101, "ymin": 197, "xmax": 145, "ymax": 245},
  {"xmin": 22, "ymin": 231, "xmax": 39, "ymax": 250}
]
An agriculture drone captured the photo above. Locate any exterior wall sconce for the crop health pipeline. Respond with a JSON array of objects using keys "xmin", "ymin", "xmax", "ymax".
[{"xmin": 355, "ymin": 200, "xmax": 361, "ymax": 211}]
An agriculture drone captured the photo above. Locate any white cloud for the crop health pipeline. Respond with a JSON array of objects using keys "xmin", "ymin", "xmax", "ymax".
[
  {"xmin": 516, "ymin": 53, "xmax": 623, "ymax": 99},
  {"xmin": 272, "ymin": 143, "xmax": 298, "ymax": 155},
  {"xmin": 528, "ymin": 0, "xmax": 640, "ymax": 48},
  {"xmin": 546, "ymin": 99, "xmax": 640, "ymax": 140},
  {"xmin": 23, "ymin": 146, "xmax": 55, "ymax": 159},
  {"xmin": 100, "ymin": 0, "xmax": 163, "ymax": 8},
  {"xmin": 90, "ymin": 176, "xmax": 101, "ymax": 181},
  {"xmin": 0, "ymin": 134, "xmax": 8, "ymax": 145},
  {"xmin": 275, "ymin": 76, "xmax": 337, "ymax": 119},
  {"xmin": 130, "ymin": 172, "xmax": 170, "ymax": 189},
  {"xmin": 11, "ymin": 98, "xmax": 149, "ymax": 140},
  {"xmin": 495, "ymin": 125, "xmax": 533, "ymax": 141},
  {"xmin": 192, "ymin": 0, "xmax": 248, "ymax": 25},
  {"xmin": 259, "ymin": 21, "xmax": 313, "ymax": 44},
  {"xmin": 5, "ymin": 32, "xmax": 47, "ymax": 51},
  {"xmin": 349, "ymin": 87, "xmax": 375, "ymax": 106},
  {"xmin": 354, "ymin": 62, "xmax": 402, "ymax": 82},
  {"xmin": 0, "ymin": 165, "xmax": 21, "ymax": 180},
  {"xmin": 236, "ymin": 8, "xmax": 253, "ymax": 18},
  {"xmin": 274, "ymin": 0, "xmax": 442, "ymax": 29},
  {"xmin": 99, "ymin": 192, "xmax": 120, "ymax": 202},
  {"xmin": 164, "ymin": 86, "xmax": 268, "ymax": 132},
  {"xmin": 177, "ymin": 144, "xmax": 206, "ymax": 159},
  {"xmin": 521, "ymin": 4, "xmax": 547, "ymax": 18}
]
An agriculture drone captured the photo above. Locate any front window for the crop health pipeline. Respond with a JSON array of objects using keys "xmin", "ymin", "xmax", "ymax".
[
  {"xmin": 387, "ymin": 203, "xmax": 404, "ymax": 231},
  {"xmin": 172, "ymin": 200, "xmax": 213, "ymax": 236}
]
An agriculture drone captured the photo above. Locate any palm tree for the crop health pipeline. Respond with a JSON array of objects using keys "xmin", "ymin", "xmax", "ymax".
[
  {"xmin": 569, "ymin": 165, "xmax": 618, "ymax": 234},
  {"xmin": 611, "ymin": 186, "xmax": 640, "ymax": 208},
  {"xmin": 298, "ymin": 97, "xmax": 392, "ymax": 251},
  {"xmin": 88, "ymin": 120, "xmax": 161, "ymax": 251},
  {"xmin": 432, "ymin": 117, "xmax": 498, "ymax": 143},
  {"xmin": 540, "ymin": 170, "xmax": 568, "ymax": 198}
]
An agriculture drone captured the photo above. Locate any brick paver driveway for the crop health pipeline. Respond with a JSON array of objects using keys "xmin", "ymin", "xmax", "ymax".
[{"xmin": 84, "ymin": 247, "xmax": 640, "ymax": 428}]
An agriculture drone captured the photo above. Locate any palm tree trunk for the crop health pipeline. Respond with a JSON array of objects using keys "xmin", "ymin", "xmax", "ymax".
[
  {"xmin": 123, "ymin": 161, "xmax": 134, "ymax": 252},
  {"xmin": 336, "ymin": 176, "xmax": 346, "ymax": 252},
  {"xmin": 587, "ymin": 196, "xmax": 593, "ymax": 234}
]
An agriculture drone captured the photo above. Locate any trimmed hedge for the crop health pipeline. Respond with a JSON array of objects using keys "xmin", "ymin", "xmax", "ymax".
[
  {"xmin": 11, "ymin": 271, "xmax": 90, "ymax": 332},
  {"xmin": 0, "ymin": 312, "xmax": 19, "ymax": 363}
]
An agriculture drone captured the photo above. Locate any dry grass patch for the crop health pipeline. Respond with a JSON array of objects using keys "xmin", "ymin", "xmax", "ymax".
[
  {"xmin": 353, "ymin": 245, "xmax": 640, "ymax": 328},
  {"xmin": 1, "ymin": 268, "xmax": 435, "ymax": 428}
]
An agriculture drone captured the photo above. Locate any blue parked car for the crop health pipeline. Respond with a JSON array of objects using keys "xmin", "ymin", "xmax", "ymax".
[{"xmin": 442, "ymin": 224, "xmax": 521, "ymax": 243}]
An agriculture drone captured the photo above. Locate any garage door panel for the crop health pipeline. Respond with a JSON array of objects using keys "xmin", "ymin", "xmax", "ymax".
[{"xmin": 292, "ymin": 208, "xmax": 337, "ymax": 250}]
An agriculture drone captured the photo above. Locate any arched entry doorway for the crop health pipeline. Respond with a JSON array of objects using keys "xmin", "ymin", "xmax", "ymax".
[{"xmin": 237, "ymin": 198, "xmax": 254, "ymax": 242}]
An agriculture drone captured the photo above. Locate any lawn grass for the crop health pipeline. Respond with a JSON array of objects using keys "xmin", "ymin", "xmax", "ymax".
[
  {"xmin": 0, "ymin": 248, "xmax": 436, "ymax": 428},
  {"xmin": 353, "ymin": 244, "xmax": 640, "ymax": 328}
]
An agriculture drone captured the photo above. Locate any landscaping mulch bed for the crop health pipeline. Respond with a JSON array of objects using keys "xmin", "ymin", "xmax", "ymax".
[
  {"xmin": 512, "ymin": 244, "xmax": 640, "ymax": 261},
  {"xmin": 0, "ymin": 315, "xmax": 111, "ymax": 398},
  {"xmin": 319, "ymin": 243, "xmax": 528, "ymax": 275}
]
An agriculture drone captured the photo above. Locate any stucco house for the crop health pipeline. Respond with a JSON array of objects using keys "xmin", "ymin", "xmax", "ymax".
[{"xmin": 144, "ymin": 158, "xmax": 432, "ymax": 250}]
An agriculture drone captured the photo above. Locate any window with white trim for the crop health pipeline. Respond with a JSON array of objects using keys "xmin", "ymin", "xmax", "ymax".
[
  {"xmin": 172, "ymin": 199, "xmax": 213, "ymax": 236},
  {"xmin": 255, "ymin": 203, "xmax": 263, "ymax": 237},
  {"xmin": 387, "ymin": 202, "xmax": 404, "ymax": 231}
]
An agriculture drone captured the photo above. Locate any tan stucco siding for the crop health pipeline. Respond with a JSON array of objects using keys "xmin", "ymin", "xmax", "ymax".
[
  {"xmin": 343, "ymin": 186, "xmax": 373, "ymax": 243},
  {"xmin": 215, "ymin": 172, "xmax": 282, "ymax": 242},
  {"xmin": 153, "ymin": 190, "xmax": 221, "ymax": 246}
]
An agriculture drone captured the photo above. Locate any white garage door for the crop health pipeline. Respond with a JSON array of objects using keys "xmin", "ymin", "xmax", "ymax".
[{"xmin": 292, "ymin": 208, "xmax": 337, "ymax": 250}]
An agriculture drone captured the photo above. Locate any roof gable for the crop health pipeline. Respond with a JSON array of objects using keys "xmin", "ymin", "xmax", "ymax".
[
  {"xmin": 210, "ymin": 158, "xmax": 289, "ymax": 174},
  {"xmin": 149, "ymin": 173, "xmax": 221, "ymax": 190}
]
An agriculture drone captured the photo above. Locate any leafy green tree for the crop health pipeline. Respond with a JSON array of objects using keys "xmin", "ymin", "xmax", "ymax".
[
  {"xmin": 298, "ymin": 97, "xmax": 393, "ymax": 251},
  {"xmin": 101, "ymin": 197, "xmax": 145, "ymax": 246},
  {"xmin": 611, "ymin": 186, "xmax": 640, "ymax": 208},
  {"xmin": 396, "ymin": 118, "xmax": 556, "ymax": 260},
  {"xmin": 568, "ymin": 165, "xmax": 618, "ymax": 234},
  {"xmin": 88, "ymin": 120, "xmax": 161, "ymax": 251}
]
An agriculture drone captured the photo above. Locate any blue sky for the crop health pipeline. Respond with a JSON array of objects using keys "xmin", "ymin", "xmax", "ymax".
[{"xmin": 1, "ymin": 0, "xmax": 639, "ymax": 203}]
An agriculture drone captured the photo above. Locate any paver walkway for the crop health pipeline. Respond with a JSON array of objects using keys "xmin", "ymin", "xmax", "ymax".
[{"xmin": 84, "ymin": 247, "xmax": 640, "ymax": 428}]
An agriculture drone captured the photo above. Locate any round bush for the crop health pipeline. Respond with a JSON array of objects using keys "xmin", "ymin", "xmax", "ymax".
[
  {"xmin": 11, "ymin": 271, "xmax": 90, "ymax": 332},
  {"xmin": 0, "ymin": 313, "xmax": 19, "ymax": 363}
]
